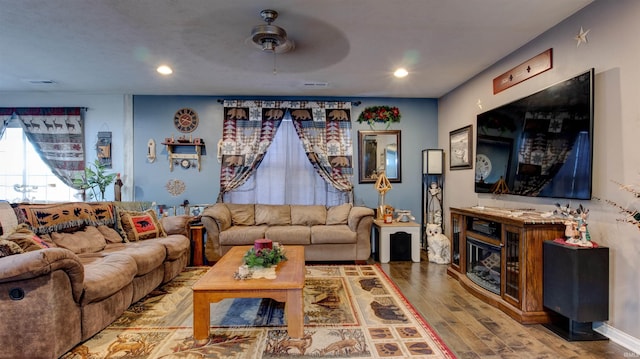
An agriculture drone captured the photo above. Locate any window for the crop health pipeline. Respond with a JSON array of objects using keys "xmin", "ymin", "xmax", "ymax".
[
  {"xmin": 0, "ymin": 123, "xmax": 78, "ymax": 203},
  {"xmin": 224, "ymin": 120, "xmax": 345, "ymax": 206}
]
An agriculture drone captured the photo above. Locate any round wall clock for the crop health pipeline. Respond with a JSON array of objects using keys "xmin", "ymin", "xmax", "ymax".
[
  {"xmin": 475, "ymin": 154, "xmax": 492, "ymax": 182},
  {"xmin": 173, "ymin": 108, "xmax": 199, "ymax": 133}
]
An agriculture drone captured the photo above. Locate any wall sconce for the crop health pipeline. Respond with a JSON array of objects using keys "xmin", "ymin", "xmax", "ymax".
[{"xmin": 423, "ymin": 149, "xmax": 444, "ymax": 175}]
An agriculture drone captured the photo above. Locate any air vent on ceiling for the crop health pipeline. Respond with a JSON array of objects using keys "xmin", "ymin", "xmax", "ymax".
[
  {"xmin": 302, "ymin": 82, "xmax": 329, "ymax": 88},
  {"xmin": 25, "ymin": 80, "xmax": 57, "ymax": 84}
]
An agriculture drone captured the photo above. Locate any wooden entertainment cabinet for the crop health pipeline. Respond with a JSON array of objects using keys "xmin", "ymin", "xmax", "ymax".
[{"xmin": 448, "ymin": 207, "xmax": 565, "ymax": 324}]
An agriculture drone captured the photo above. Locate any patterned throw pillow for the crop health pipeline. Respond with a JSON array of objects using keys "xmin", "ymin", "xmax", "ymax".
[
  {"xmin": 4, "ymin": 224, "xmax": 50, "ymax": 252},
  {"xmin": 119, "ymin": 209, "xmax": 166, "ymax": 241},
  {"xmin": 0, "ymin": 239, "xmax": 23, "ymax": 258}
]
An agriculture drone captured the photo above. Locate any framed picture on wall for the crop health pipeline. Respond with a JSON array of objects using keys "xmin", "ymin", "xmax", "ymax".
[{"xmin": 449, "ymin": 125, "xmax": 473, "ymax": 170}]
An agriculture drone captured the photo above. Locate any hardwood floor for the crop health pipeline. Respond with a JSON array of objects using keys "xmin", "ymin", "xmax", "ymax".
[{"xmin": 378, "ymin": 251, "xmax": 630, "ymax": 359}]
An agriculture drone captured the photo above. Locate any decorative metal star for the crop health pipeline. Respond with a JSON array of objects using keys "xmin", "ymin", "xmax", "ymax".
[{"xmin": 575, "ymin": 26, "xmax": 590, "ymax": 47}]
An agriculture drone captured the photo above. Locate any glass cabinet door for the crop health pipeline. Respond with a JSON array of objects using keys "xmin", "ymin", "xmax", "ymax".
[
  {"xmin": 450, "ymin": 213, "xmax": 462, "ymax": 270},
  {"xmin": 503, "ymin": 225, "xmax": 521, "ymax": 305}
]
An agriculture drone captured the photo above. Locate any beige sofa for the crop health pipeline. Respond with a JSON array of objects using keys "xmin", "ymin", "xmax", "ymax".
[
  {"xmin": 0, "ymin": 201, "xmax": 191, "ymax": 359},
  {"xmin": 200, "ymin": 203, "xmax": 374, "ymax": 263}
]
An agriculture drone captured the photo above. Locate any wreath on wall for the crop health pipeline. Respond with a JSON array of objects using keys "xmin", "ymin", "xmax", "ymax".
[{"xmin": 357, "ymin": 105, "xmax": 401, "ymax": 129}]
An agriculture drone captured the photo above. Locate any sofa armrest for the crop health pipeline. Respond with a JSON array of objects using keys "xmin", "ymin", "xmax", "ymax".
[
  {"xmin": 201, "ymin": 203, "xmax": 231, "ymax": 232},
  {"xmin": 0, "ymin": 248, "xmax": 85, "ymax": 302},
  {"xmin": 200, "ymin": 203, "xmax": 232, "ymax": 262},
  {"xmin": 347, "ymin": 206, "xmax": 375, "ymax": 232},
  {"xmin": 161, "ymin": 214, "xmax": 193, "ymax": 236}
]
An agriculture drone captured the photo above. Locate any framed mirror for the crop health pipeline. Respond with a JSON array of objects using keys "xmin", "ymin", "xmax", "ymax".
[{"xmin": 358, "ymin": 130, "xmax": 401, "ymax": 183}]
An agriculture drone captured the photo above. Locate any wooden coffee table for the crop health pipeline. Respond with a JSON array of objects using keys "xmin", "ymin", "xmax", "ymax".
[{"xmin": 192, "ymin": 245, "xmax": 305, "ymax": 339}]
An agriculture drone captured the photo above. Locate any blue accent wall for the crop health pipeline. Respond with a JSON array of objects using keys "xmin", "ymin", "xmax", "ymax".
[{"xmin": 133, "ymin": 95, "xmax": 437, "ymax": 220}]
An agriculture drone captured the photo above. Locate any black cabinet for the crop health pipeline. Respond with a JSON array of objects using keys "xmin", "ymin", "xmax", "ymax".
[{"xmin": 543, "ymin": 240, "xmax": 609, "ymax": 341}]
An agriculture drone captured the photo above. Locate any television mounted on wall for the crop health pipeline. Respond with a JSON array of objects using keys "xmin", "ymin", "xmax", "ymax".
[{"xmin": 475, "ymin": 68, "xmax": 594, "ymax": 200}]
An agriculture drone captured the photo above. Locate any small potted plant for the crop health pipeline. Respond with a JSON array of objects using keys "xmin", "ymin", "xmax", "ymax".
[{"xmin": 73, "ymin": 159, "xmax": 117, "ymax": 201}]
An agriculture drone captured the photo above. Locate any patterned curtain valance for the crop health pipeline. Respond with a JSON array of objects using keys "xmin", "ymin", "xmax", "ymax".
[{"xmin": 0, "ymin": 107, "xmax": 83, "ymax": 116}]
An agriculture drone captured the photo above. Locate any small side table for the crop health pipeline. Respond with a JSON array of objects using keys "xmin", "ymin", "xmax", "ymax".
[
  {"xmin": 372, "ymin": 219, "xmax": 421, "ymax": 263},
  {"xmin": 189, "ymin": 224, "xmax": 205, "ymax": 266}
]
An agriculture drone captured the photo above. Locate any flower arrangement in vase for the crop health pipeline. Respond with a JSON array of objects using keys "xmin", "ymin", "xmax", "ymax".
[
  {"xmin": 243, "ymin": 244, "xmax": 287, "ymax": 268},
  {"xmin": 357, "ymin": 105, "xmax": 401, "ymax": 129}
]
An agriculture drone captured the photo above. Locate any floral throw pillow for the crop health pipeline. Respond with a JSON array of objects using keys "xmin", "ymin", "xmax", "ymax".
[{"xmin": 119, "ymin": 209, "xmax": 166, "ymax": 241}]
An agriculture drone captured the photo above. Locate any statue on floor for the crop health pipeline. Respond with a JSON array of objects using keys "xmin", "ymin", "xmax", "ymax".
[{"xmin": 426, "ymin": 223, "xmax": 450, "ymax": 264}]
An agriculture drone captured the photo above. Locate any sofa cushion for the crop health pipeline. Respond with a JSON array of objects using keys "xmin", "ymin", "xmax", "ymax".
[
  {"xmin": 220, "ymin": 225, "xmax": 267, "ymax": 246},
  {"xmin": 311, "ymin": 225, "xmax": 357, "ymax": 244},
  {"xmin": 265, "ymin": 225, "xmax": 311, "ymax": 245},
  {"xmin": 3, "ymin": 224, "xmax": 51, "ymax": 252},
  {"xmin": 119, "ymin": 209, "xmax": 166, "ymax": 241},
  {"xmin": 160, "ymin": 215, "xmax": 191, "ymax": 236},
  {"xmin": 96, "ymin": 225, "xmax": 124, "ymax": 243},
  {"xmin": 326, "ymin": 203, "xmax": 352, "ymax": 225},
  {"xmin": 101, "ymin": 242, "xmax": 166, "ymax": 276},
  {"xmin": 290, "ymin": 205, "xmax": 327, "ymax": 226},
  {"xmin": 0, "ymin": 238, "xmax": 23, "ymax": 257},
  {"xmin": 80, "ymin": 253, "xmax": 137, "ymax": 305},
  {"xmin": 138, "ymin": 234, "xmax": 190, "ymax": 261},
  {"xmin": 255, "ymin": 204, "xmax": 291, "ymax": 225},
  {"xmin": 52, "ymin": 226, "xmax": 107, "ymax": 254},
  {"xmin": 227, "ymin": 204, "xmax": 255, "ymax": 226}
]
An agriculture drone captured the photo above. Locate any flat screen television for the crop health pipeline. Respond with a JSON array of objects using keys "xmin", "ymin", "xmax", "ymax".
[{"xmin": 475, "ymin": 68, "xmax": 594, "ymax": 199}]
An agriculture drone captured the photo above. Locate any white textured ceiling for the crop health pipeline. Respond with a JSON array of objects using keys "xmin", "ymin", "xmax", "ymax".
[{"xmin": 0, "ymin": 0, "xmax": 592, "ymax": 97}]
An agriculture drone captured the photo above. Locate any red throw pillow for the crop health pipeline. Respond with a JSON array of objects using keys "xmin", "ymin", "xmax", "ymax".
[{"xmin": 119, "ymin": 209, "xmax": 166, "ymax": 241}]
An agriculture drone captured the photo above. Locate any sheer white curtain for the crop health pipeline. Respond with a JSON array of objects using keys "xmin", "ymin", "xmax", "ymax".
[{"xmin": 224, "ymin": 120, "xmax": 344, "ymax": 205}]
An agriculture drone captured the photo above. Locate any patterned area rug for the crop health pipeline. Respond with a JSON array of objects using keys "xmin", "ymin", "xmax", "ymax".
[{"xmin": 62, "ymin": 265, "xmax": 456, "ymax": 358}]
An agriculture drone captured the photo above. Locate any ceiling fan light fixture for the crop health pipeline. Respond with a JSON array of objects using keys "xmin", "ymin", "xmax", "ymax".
[{"xmin": 249, "ymin": 10, "xmax": 294, "ymax": 54}]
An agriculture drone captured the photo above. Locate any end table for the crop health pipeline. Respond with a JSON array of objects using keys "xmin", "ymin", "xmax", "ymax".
[
  {"xmin": 189, "ymin": 223, "xmax": 205, "ymax": 266},
  {"xmin": 372, "ymin": 219, "xmax": 421, "ymax": 263}
]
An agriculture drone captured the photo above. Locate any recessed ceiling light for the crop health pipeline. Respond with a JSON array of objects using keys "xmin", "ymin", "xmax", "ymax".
[
  {"xmin": 394, "ymin": 68, "xmax": 409, "ymax": 78},
  {"xmin": 157, "ymin": 65, "xmax": 173, "ymax": 75}
]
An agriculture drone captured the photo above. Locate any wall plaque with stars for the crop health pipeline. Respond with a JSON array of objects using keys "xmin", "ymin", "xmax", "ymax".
[
  {"xmin": 173, "ymin": 108, "xmax": 199, "ymax": 133},
  {"xmin": 492, "ymin": 48, "xmax": 553, "ymax": 94}
]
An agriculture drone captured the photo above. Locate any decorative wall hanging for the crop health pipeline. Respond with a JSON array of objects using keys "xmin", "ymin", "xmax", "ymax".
[
  {"xmin": 165, "ymin": 179, "xmax": 186, "ymax": 196},
  {"xmin": 493, "ymin": 48, "xmax": 552, "ymax": 94},
  {"xmin": 575, "ymin": 27, "xmax": 590, "ymax": 47},
  {"xmin": 357, "ymin": 105, "xmax": 401, "ymax": 129},
  {"xmin": 147, "ymin": 138, "xmax": 156, "ymax": 163},
  {"xmin": 96, "ymin": 131, "xmax": 112, "ymax": 168}
]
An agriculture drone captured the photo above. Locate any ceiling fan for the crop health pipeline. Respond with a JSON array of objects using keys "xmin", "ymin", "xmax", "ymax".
[{"xmin": 249, "ymin": 9, "xmax": 295, "ymax": 54}]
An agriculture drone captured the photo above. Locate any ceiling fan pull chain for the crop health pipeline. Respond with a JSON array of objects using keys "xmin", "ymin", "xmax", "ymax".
[{"xmin": 273, "ymin": 51, "xmax": 277, "ymax": 75}]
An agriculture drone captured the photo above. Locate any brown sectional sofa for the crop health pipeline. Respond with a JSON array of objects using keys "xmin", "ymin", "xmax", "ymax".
[
  {"xmin": 200, "ymin": 203, "xmax": 374, "ymax": 263},
  {"xmin": 0, "ymin": 201, "xmax": 191, "ymax": 359}
]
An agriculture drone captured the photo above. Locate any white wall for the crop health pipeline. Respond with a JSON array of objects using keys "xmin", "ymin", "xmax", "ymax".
[{"xmin": 439, "ymin": 0, "xmax": 640, "ymax": 348}]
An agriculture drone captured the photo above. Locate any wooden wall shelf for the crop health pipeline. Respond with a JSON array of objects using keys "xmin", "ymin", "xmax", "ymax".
[{"xmin": 162, "ymin": 142, "xmax": 205, "ymax": 171}]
